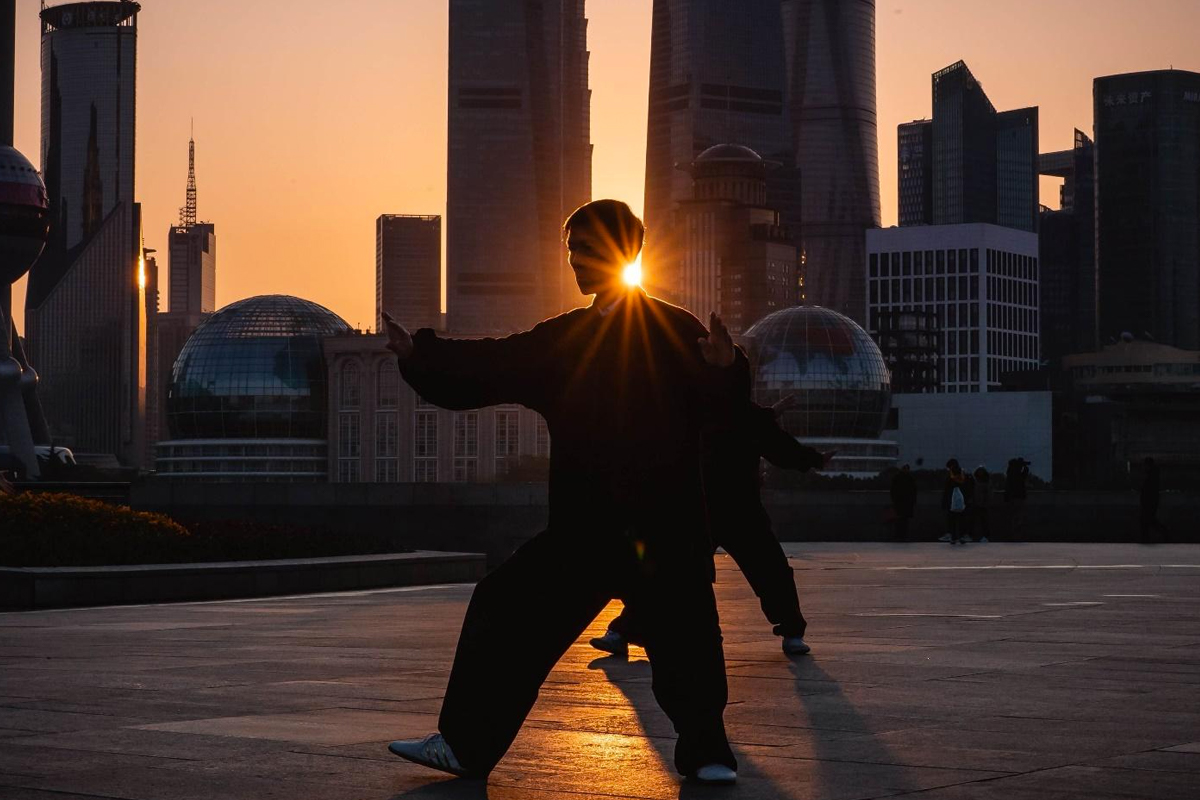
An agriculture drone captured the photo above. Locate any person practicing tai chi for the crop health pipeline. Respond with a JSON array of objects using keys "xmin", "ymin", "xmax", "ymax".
[
  {"xmin": 591, "ymin": 395, "xmax": 833, "ymax": 658},
  {"xmin": 384, "ymin": 199, "xmax": 749, "ymax": 785}
]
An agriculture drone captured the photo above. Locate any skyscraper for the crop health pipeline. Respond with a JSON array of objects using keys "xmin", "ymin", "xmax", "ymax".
[
  {"xmin": 1095, "ymin": 70, "xmax": 1200, "ymax": 350},
  {"xmin": 25, "ymin": 1, "xmax": 145, "ymax": 465},
  {"xmin": 150, "ymin": 134, "xmax": 216, "ymax": 453},
  {"xmin": 781, "ymin": 0, "xmax": 881, "ymax": 323},
  {"xmin": 643, "ymin": 1, "xmax": 794, "ymax": 306},
  {"xmin": 446, "ymin": 0, "xmax": 591, "ymax": 335},
  {"xmin": 377, "ymin": 214, "xmax": 440, "ymax": 333},
  {"xmin": 1039, "ymin": 129, "xmax": 1096, "ymax": 368},
  {"xmin": 898, "ymin": 119, "xmax": 932, "ymax": 227},
  {"xmin": 672, "ymin": 144, "xmax": 797, "ymax": 334},
  {"xmin": 920, "ymin": 61, "xmax": 1039, "ymax": 233}
]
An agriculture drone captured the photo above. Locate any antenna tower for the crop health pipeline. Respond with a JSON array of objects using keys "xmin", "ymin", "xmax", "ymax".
[{"xmin": 178, "ymin": 123, "xmax": 197, "ymax": 227}]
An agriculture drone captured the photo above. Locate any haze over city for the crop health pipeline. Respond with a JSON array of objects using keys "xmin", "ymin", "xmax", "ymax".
[{"xmin": 4, "ymin": 0, "xmax": 1199, "ymax": 330}]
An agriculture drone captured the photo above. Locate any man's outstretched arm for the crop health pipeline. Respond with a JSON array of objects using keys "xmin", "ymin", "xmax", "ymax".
[
  {"xmin": 754, "ymin": 401, "xmax": 834, "ymax": 472},
  {"xmin": 384, "ymin": 312, "xmax": 542, "ymax": 411}
]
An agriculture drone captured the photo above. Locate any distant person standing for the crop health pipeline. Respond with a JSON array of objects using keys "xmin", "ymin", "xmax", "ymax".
[
  {"xmin": 942, "ymin": 459, "xmax": 973, "ymax": 545},
  {"xmin": 970, "ymin": 465, "xmax": 992, "ymax": 543},
  {"xmin": 1005, "ymin": 457, "xmax": 1030, "ymax": 537},
  {"xmin": 1140, "ymin": 457, "xmax": 1169, "ymax": 541},
  {"xmin": 889, "ymin": 465, "xmax": 918, "ymax": 541}
]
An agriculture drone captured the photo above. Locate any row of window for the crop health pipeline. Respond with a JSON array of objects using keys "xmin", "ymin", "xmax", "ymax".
[
  {"xmin": 870, "ymin": 248, "xmax": 1040, "ymax": 282},
  {"xmin": 338, "ymin": 359, "xmax": 400, "ymax": 409}
]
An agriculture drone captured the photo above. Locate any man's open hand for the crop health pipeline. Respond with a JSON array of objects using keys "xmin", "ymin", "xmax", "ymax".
[
  {"xmin": 382, "ymin": 311, "xmax": 414, "ymax": 361},
  {"xmin": 698, "ymin": 312, "xmax": 735, "ymax": 368}
]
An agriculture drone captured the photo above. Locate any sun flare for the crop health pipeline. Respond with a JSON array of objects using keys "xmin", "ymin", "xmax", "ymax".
[{"xmin": 622, "ymin": 256, "xmax": 643, "ymax": 287}]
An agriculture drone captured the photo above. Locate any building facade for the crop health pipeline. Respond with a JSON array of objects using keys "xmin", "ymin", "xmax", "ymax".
[
  {"xmin": 643, "ymin": 0, "xmax": 796, "ymax": 306},
  {"xmin": 782, "ymin": 0, "xmax": 881, "ymax": 323},
  {"xmin": 24, "ymin": 1, "xmax": 144, "ymax": 465},
  {"xmin": 1095, "ymin": 70, "xmax": 1200, "ymax": 350},
  {"xmin": 913, "ymin": 61, "xmax": 1038, "ymax": 233},
  {"xmin": 867, "ymin": 224, "xmax": 1040, "ymax": 393},
  {"xmin": 324, "ymin": 334, "xmax": 550, "ymax": 483},
  {"xmin": 168, "ymin": 223, "xmax": 215, "ymax": 315},
  {"xmin": 671, "ymin": 144, "xmax": 797, "ymax": 333},
  {"xmin": 874, "ymin": 309, "xmax": 939, "ymax": 393},
  {"xmin": 1039, "ymin": 129, "xmax": 1097, "ymax": 370},
  {"xmin": 446, "ymin": 0, "xmax": 591, "ymax": 335},
  {"xmin": 376, "ymin": 214, "xmax": 440, "ymax": 333},
  {"xmin": 897, "ymin": 120, "xmax": 932, "ymax": 227}
]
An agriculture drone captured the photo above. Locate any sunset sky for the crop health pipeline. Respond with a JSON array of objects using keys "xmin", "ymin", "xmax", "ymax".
[{"xmin": 10, "ymin": 0, "xmax": 1200, "ymax": 331}]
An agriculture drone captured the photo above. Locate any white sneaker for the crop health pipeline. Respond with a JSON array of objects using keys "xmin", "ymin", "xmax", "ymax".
[
  {"xmin": 938, "ymin": 533, "xmax": 951, "ymax": 543},
  {"xmin": 388, "ymin": 734, "xmax": 473, "ymax": 778},
  {"xmin": 693, "ymin": 764, "xmax": 737, "ymax": 784},
  {"xmin": 961, "ymin": 535, "xmax": 974, "ymax": 543},
  {"xmin": 782, "ymin": 636, "xmax": 811, "ymax": 655},
  {"xmin": 979, "ymin": 536, "xmax": 989, "ymax": 544},
  {"xmin": 589, "ymin": 628, "xmax": 628, "ymax": 656}
]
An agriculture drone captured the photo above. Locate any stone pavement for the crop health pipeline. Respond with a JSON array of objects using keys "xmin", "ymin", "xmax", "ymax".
[{"xmin": 1, "ymin": 542, "xmax": 1199, "ymax": 800}]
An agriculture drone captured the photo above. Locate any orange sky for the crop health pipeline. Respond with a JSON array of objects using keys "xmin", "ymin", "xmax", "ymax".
[{"xmin": 10, "ymin": 0, "xmax": 1200, "ymax": 331}]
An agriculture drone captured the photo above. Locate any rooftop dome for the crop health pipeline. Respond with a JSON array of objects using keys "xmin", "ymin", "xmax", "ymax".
[
  {"xmin": 695, "ymin": 143, "xmax": 763, "ymax": 163},
  {"xmin": 745, "ymin": 305, "xmax": 892, "ymax": 440},
  {"xmin": 166, "ymin": 295, "xmax": 350, "ymax": 441}
]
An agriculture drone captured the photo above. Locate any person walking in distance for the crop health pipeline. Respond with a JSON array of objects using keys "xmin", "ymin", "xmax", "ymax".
[
  {"xmin": 889, "ymin": 464, "xmax": 918, "ymax": 541},
  {"xmin": 942, "ymin": 459, "xmax": 972, "ymax": 545},
  {"xmin": 590, "ymin": 395, "xmax": 834, "ymax": 658},
  {"xmin": 1140, "ymin": 457, "xmax": 1169, "ymax": 542},
  {"xmin": 384, "ymin": 200, "xmax": 747, "ymax": 785},
  {"xmin": 1005, "ymin": 457, "xmax": 1030, "ymax": 537},
  {"xmin": 970, "ymin": 465, "xmax": 992, "ymax": 543}
]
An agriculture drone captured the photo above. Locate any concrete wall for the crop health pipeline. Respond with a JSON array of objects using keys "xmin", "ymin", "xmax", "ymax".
[
  {"xmin": 889, "ymin": 391, "xmax": 1053, "ymax": 478},
  {"xmin": 130, "ymin": 482, "xmax": 1199, "ymax": 564}
]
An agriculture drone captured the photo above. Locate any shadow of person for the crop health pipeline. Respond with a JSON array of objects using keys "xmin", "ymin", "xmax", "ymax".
[
  {"xmin": 588, "ymin": 653, "xmax": 801, "ymax": 799},
  {"xmin": 787, "ymin": 657, "xmax": 917, "ymax": 796}
]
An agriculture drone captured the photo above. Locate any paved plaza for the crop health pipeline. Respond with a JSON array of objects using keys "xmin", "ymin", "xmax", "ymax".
[{"xmin": 1, "ymin": 542, "xmax": 1199, "ymax": 799}]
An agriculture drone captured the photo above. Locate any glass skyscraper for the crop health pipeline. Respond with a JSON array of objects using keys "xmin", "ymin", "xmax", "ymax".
[
  {"xmin": 446, "ymin": 0, "xmax": 591, "ymax": 335},
  {"xmin": 1095, "ymin": 69, "xmax": 1200, "ymax": 350}
]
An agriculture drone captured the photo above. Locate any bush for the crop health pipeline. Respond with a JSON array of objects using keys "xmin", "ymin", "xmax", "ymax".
[
  {"xmin": 0, "ymin": 492, "xmax": 192, "ymax": 567},
  {"xmin": 0, "ymin": 492, "xmax": 413, "ymax": 567}
]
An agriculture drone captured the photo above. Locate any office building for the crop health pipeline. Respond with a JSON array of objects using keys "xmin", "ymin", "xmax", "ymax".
[
  {"xmin": 874, "ymin": 309, "xmax": 939, "ymax": 393},
  {"xmin": 446, "ymin": 0, "xmax": 591, "ymax": 334},
  {"xmin": 867, "ymin": 224, "xmax": 1040, "ymax": 393},
  {"xmin": 1039, "ymin": 130, "xmax": 1097, "ymax": 369},
  {"xmin": 325, "ymin": 333, "xmax": 550, "ymax": 483},
  {"xmin": 643, "ymin": 0, "xmax": 796, "ymax": 305},
  {"xmin": 782, "ymin": 0, "xmax": 881, "ymax": 322},
  {"xmin": 24, "ymin": 1, "xmax": 144, "ymax": 465},
  {"xmin": 898, "ymin": 120, "xmax": 932, "ymax": 226},
  {"xmin": 903, "ymin": 62, "xmax": 1039, "ymax": 233},
  {"xmin": 671, "ymin": 144, "xmax": 797, "ymax": 333},
  {"xmin": 1095, "ymin": 69, "xmax": 1200, "ymax": 349},
  {"xmin": 376, "ymin": 214, "xmax": 440, "ymax": 332}
]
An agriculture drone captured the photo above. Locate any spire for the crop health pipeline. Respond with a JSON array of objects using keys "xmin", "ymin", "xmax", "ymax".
[{"xmin": 178, "ymin": 122, "xmax": 197, "ymax": 227}]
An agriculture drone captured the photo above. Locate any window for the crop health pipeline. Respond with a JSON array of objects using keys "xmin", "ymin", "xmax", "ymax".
[
  {"xmin": 340, "ymin": 361, "xmax": 361, "ymax": 408},
  {"xmin": 375, "ymin": 459, "xmax": 399, "ymax": 482},
  {"xmin": 375, "ymin": 411, "xmax": 399, "ymax": 482},
  {"xmin": 339, "ymin": 413, "xmax": 360, "ymax": 458},
  {"xmin": 453, "ymin": 412, "xmax": 478, "ymax": 482},
  {"xmin": 338, "ymin": 460, "xmax": 360, "ymax": 483},
  {"xmin": 495, "ymin": 409, "xmax": 520, "ymax": 476},
  {"xmin": 415, "ymin": 411, "xmax": 438, "ymax": 457},
  {"xmin": 536, "ymin": 416, "xmax": 550, "ymax": 458},
  {"xmin": 377, "ymin": 360, "xmax": 399, "ymax": 407},
  {"xmin": 453, "ymin": 458, "xmax": 478, "ymax": 482},
  {"xmin": 414, "ymin": 458, "xmax": 437, "ymax": 482}
]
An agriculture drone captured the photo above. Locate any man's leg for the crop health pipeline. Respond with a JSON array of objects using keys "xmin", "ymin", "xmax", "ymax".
[
  {"xmin": 633, "ymin": 564, "xmax": 736, "ymax": 777},
  {"xmin": 716, "ymin": 504, "xmax": 806, "ymax": 638},
  {"xmin": 437, "ymin": 531, "xmax": 611, "ymax": 775}
]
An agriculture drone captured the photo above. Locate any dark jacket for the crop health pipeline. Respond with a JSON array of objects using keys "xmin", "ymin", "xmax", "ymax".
[
  {"xmin": 1005, "ymin": 461, "xmax": 1029, "ymax": 501},
  {"xmin": 1141, "ymin": 463, "xmax": 1161, "ymax": 509},
  {"xmin": 398, "ymin": 289, "xmax": 750, "ymax": 566},
  {"xmin": 890, "ymin": 471, "xmax": 918, "ymax": 516}
]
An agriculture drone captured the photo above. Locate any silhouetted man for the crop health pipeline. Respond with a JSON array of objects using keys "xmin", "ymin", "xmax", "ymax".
[
  {"xmin": 384, "ymin": 200, "xmax": 747, "ymax": 785},
  {"xmin": 889, "ymin": 464, "xmax": 917, "ymax": 541},
  {"xmin": 591, "ymin": 397, "xmax": 832, "ymax": 656},
  {"xmin": 1140, "ymin": 457, "xmax": 1169, "ymax": 541}
]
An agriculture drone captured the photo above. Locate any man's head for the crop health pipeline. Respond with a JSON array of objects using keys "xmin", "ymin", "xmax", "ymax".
[
  {"xmin": 562, "ymin": 199, "xmax": 645, "ymax": 296},
  {"xmin": 946, "ymin": 458, "xmax": 960, "ymax": 474}
]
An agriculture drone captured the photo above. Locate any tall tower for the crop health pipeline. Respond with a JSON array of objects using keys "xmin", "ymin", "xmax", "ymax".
[
  {"xmin": 25, "ymin": 1, "xmax": 145, "ymax": 465},
  {"xmin": 643, "ymin": 0, "xmax": 795, "ymax": 305},
  {"xmin": 377, "ymin": 214, "xmax": 440, "ymax": 333},
  {"xmin": 781, "ymin": 0, "xmax": 881, "ymax": 324},
  {"xmin": 446, "ymin": 0, "xmax": 591, "ymax": 335}
]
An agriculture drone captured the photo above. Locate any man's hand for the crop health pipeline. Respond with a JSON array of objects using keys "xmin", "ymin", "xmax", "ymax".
[
  {"xmin": 698, "ymin": 312, "xmax": 735, "ymax": 368},
  {"xmin": 381, "ymin": 311, "xmax": 414, "ymax": 361},
  {"xmin": 772, "ymin": 393, "xmax": 800, "ymax": 418}
]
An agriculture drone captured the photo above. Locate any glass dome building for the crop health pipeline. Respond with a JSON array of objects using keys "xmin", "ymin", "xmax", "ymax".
[
  {"xmin": 745, "ymin": 305, "xmax": 897, "ymax": 476},
  {"xmin": 156, "ymin": 295, "xmax": 351, "ymax": 481}
]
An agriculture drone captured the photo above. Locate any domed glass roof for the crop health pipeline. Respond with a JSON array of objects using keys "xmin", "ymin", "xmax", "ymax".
[
  {"xmin": 166, "ymin": 295, "xmax": 351, "ymax": 440},
  {"xmin": 745, "ymin": 305, "xmax": 892, "ymax": 440},
  {"xmin": 695, "ymin": 143, "xmax": 763, "ymax": 163}
]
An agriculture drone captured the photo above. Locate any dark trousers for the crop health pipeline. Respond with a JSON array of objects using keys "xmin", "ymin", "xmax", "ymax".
[
  {"xmin": 1140, "ymin": 502, "xmax": 1168, "ymax": 540},
  {"xmin": 438, "ymin": 529, "xmax": 735, "ymax": 777},
  {"xmin": 946, "ymin": 511, "xmax": 965, "ymax": 542},
  {"xmin": 610, "ymin": 504, "xmax": 806, "ymax": 641}
]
